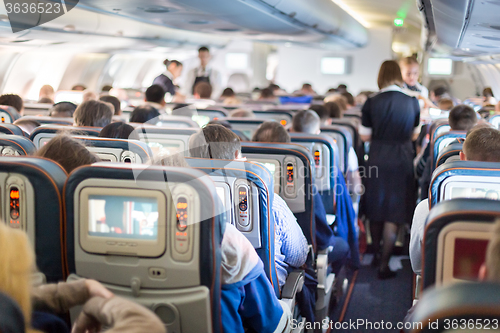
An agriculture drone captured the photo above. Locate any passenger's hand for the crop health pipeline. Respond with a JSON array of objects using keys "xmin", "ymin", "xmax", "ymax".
[{"xmin": 85, "ymin": 279, "xmax": 114, "ymax": 300}]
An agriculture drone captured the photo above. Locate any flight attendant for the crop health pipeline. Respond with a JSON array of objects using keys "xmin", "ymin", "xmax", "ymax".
[
  {"xmin": 184, "ymin": 46, "xmax": 221, "ymax": 97},
  {"xmin": 153, "ymin": 59, "xmax": 183, "ymax": 97},
  {"xmin": 360, "ymin": 60, "xmax": 420, "ymax": 279}
]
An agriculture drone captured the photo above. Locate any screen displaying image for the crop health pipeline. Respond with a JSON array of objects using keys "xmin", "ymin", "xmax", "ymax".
[
  {"xmin": 453, "ymin": 238, "xmax": 489, "ymax": 281},
  {"xmin": 450, "ymin": 187, "xmax": 500, "ymax": 200},
  {"xmin": 147, "ymin": 141, "xmax": 182, "ymax": 157},
  {"xmin": 428, "ymin": 58, "xmax": 453, "ymax": 76},
  {"xmin": 88, "ymin": 195, "xmax": 159, "ymax": 240}
]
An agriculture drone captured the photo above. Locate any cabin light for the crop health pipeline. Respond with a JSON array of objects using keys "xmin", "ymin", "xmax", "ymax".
[
  {"xmin": 330, "ymin": 0, "xmax": 370, "ymax": 28},
  {"xmin": 394, "ymin": 18, "xmax": 404, "ymax": 27}
]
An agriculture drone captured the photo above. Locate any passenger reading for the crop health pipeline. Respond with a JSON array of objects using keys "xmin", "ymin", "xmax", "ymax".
[{"xmin": 88, "ymin": 195, "xmax": 159, "ymax": 240}]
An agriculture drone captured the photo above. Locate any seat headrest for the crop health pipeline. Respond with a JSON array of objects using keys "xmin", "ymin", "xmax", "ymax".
[
  {"xmin": 0, "ymin": 134, "xmax": 36, "ymax": 155},
  {"xmin": 74, "ymin": 136, "xmax": 153, "ymax": 163}
]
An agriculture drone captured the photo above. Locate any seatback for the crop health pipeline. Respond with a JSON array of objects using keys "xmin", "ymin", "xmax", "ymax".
[
  {"xmin": 435, "ymin": 142, "xmax": 463, "ymax": 168},
  {"xmin": 186, "ymin": 158, "xmax": 280, "ymax": 296},
  {"xmin": 20, "ymin": 116, "xmax": 73, "ymax": 126},
  {"xmin": 0, "ymin": 135, "xmax": 36, "ymax": 156},
  {"xmin": 290, "ymin": 133, "xmax": 340, "ymax": 215},
  {"xmin": 429, "ymin": 161, "xmax": 500, "ymax": 208},
  {"xmin": 133, "ymin": 126, "xmax": 198, "ymax": 157},
  {"xmin": 74, "ymin": 136, "xmax": 153, "ymax": 164},
  {"xmin": 430, "ymin": 131, "xmax": 466, "ymax": 171},
  {"xmin": 157, "ymin": 115, "xmax": 200, "ymax": 128},
  {"xmin": 422, "ymin": 199, "xmax": 500, "ymax": 289},
  {"xmin": 30, "ymin": 125, "xmax": 101, "ymax": 148},
  {"xmin": 321, "ymin": 125, "xmax": 353, "ymax": 175},
  {"xmin": 429, "ymin": 119, "xmax": 450, "ymax": 144},
  {"xmin": 221, "ymin": 118, "xmax": 266, "ymax": 140},
  {"xmin": 241, "ymin": 142, "xmax": 317, "ymax": 250},
  {"xmin": 23, "ymin": 103, "xmax": 51, "ymax": 116},
  {"xmin": 0, "ymin": 124, "xmax": 25, "ymax": 136},
  {"xmin": 489, "ymin": 114, "xmax": 500, "ymax": 129},
  {"xmin": 196, "ymin": 109, "xmax": 229, "ymax": 120},
  {"xmin": 65, "ymin": 164, "xmax": 223, "ymax": 333},
  {"xmin": 0, "ymin": 157, "xmax": 67, "ymax": 282},
  {"xmin": 0, "ymin": 105, "xmax": 21, "ymax": 123},
  {"xmin": 410, "ymin": 282, "xmax": 500, "ymax": 332},
  {"xmin": 253, "ymin": 110, "xmax": 294, "ymax": 127}
]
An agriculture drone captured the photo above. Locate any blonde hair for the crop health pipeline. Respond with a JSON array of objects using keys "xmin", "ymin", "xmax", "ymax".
[
  {"xmin": 399, "ymin": 56, "xmax": 419, "ymax": 67},
  {"xmin": 0, "ymin": 223, "xmax": 35, "ymax": 330},
  {"xmin": 486, "ymin": 219, "xmax": 500, "ymax": 282},
  {"xmin": 324, "ymin": 94, "xmax": 348, "ymax": 112}
]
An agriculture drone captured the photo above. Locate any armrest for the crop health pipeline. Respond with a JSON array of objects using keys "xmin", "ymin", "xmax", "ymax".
[
  {"xmin": 281, "ymin": 270, "xmax": 305, "ymax": 300},
  {"xmin": 316, "ymin": 247, "xmax": 334, "ymax": 292}
]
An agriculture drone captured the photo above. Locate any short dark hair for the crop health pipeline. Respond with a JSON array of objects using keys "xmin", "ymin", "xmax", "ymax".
[
  {"xmin": 448, "ymin": 105, "xmax": 478, "ymax": 131},
  {"xmin": 341, "ymin": 92, "xmax": 355, "ymax": 106},
  {"xmin": 74, "ymin": 100, "xmax": 113, "ymax": 127},
  {"xmin": 101, "ymin": 85, "xmax": 113, "ymax": 92},
  {"xmin": 71, "ymin": 84, "xmax": 87, "ymax": 91},
  {"xmin": 483, "ymin": 87, "xmax": 494, "ymax": 98},
  {"xmin": 337, "ymin": 84, "xmax": 347, "ymax": 91},
  {"xmin": 198, "ymin": 46, "xmax": 210, "ymax": 53},
  {"xmin": 189, "ymin": 124, "xmax": 241, "ymax": 160},
  {"xmin": 49, "ymin": 102, "xmax": 77, "ymax": 117},
  {"xmin": 145, "ymin": 85, "xmax": 165, "ymax": 104},
  {"xmin": 433, "ymin": 86, "xmax": 448, "ymax": 97},
  {"xmin": 36, "ymin": 134, "xmax": 99, "ymax": 173},
  {"xmin": 221, "ymin": 88, "xmax": 235, "ymax": 98},
  {"xmin": 292, "ymin": 110, "xmax": 320, "ymax": 134},
  {"xmin": 302, "ymin": 83, "xmax": 312, "ymax": 89},
  {"xmin": 260, "ymin": 88, "xmax": 274, "ymax": 99},
  {"xmin": 0, "ymin": 94, "xmax": 23, "ymax": 113},
  {"xmin": 194, "ymin": 82, "xmax": 212, "ymax": 99},
  {"xmin": 463, "ymin": 127, "xmax": 500, "ymax": 162},
  {"xmin": 309, "ymin": 104, "xmax": 330, "ymax": 122},
  {"xmin": 99, "ymin": 122, "xmax": 139, "ymax": 140},
  {"xmin": 324, "ymin": 102, "xmax": 341, "ymax": 118},
  {"xmin": 252, "ymin": 121, "xmax": 290, "ymax": 143},
  {"xmin": 130, "ymin": 105, "xmax": 160, "ymax": 124},
  {"xmin": 100, "ymin": 95, "xmax": 121, "ymax": 115}
]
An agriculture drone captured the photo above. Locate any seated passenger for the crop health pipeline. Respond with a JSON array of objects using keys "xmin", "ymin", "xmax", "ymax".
[
  {"xmin": 189, "ymin": 124, "xmax": 308, "ymax": 287},
  {"xmin": 36, "ymin": 135, "xmax": 99, "ymax": 173},
  {"xmin": 341, "ymin": 92, "xmax": 356, "ymax": 110},
  {"xmin": 38, "ymin": 85, "xmax": 55, "ymax": 104},
  {"xmin": 438, "ymin": 98, "xmax": 454, "ymax": 111},
  {"xmin": 325, "ymin": 101, "xmax": 342, "ymax": 119},
  {"xmin": 324, "ymin": 94, "xmax": 347, "ymax": 113},
  {"xmin": 220, "ymin": 87, "xmax": 235, "ymax": 101},
  {"xmin": 417, "ymin": 105, "xmax": 478, "ymax": 200},
  {"xmin": 294, "ymin": 83, "xmax": 317, "ymax": 96},
  {"xmin": 154, "ymin": 153, "xmax": 290, "ymax": 333},
  {"xmin": 228, "ymin": 109, "xmax": 255, "ymax": 118},
  {"xmin": 255, "ymin": 120, "xmax": 350, "ymax": 274},
  {"xmin": 71, "ymin": 84, "xmax": 86, "ymax": 91},
  {"xmin": 0, "ymin": 94, "xmax": 23, "ymax": 115},
  {"xmin": 0, "ymin": 222, "xmax": 165, "ymax": 333},
  {"xmin": 13, "ymin": 119, "xmax": 41, "ymax": 135},
  {"xmin": 193, "ymin": 82, "xmax": 213, "ymax": 100},
  {"xmin": 410, "ymin": 127, "xmax": 500, "ymax": 275},
  {"xmin": 49, "ymin": 102, "xmax": 77, "ymax": 118},
  {"xmin": 82, "ymin": 91, "xmax": 99, "ymax": 102},
  {"xmin": 100, "ymin": 95, "xmax": 122, "ymax": 116},
  {"xmin": 258, "ymin": 88, "xmax": 277, "ymax": 102},
  {"xmin": 99, "ymin": 122, "xmax": 139, "ymax": 140},
  {"xmin": 129, "ymin": 105, "xmax": 160, "ymax": 125},
  {"xmin": 144, "ymin": 85, "xmax": 166, "ymax": 113},
  {"xmin": 73, "ymin": 100, "xmax": 113, "ymax": 128}
]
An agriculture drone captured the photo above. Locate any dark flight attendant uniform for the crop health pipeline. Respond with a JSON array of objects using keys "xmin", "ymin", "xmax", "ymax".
[
  {"xmin": 152, "ymin": 71, "xmax": 176, "ymax": 96},
  {"xmin": 361, "ymin": 85, "xmax": 420, "ymax": 225}
]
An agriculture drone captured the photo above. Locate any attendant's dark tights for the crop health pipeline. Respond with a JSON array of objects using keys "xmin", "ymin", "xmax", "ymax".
[{"xmin": 370, "ymin": 221, "xmax": 399, "ymax": 271}]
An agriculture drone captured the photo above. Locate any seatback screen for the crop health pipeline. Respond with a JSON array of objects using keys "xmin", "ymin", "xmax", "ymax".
[{"xmin": 88, "ymin": 195, "xmax": 159, "ymax": 240}]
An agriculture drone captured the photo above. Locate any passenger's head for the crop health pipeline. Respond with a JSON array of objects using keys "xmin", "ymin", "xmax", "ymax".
[
  {"xmin": 291, "ymin": 110, "xmax": 321, "ymax": 135},
  {"xmin": 431, "ymin": 86, "xmax": 448, "ymax": 102},
  {"xmin": 377, "ymin": 60, "xmax": 403, "ymax": 89},
  {"xmin": 399, "ymin": 57, "xmax": 420, "ymax": 87},
  {"xmin": 324, "ymin": 94, "xmax": 347, "ymax": 112},
  {"xmin": 99, "ymin": 95, "xmax": 121, "ymax": 115},
  {"xmin": 36, "ymin": 134, "xmax": 99, "ymax": 173},
  {"xmin": 73, "ymin": 100, "xmax": 113, "ymax": 127},
  {"xmin": 461, "ymin": 127, "xmax": 500, "ymax": 162},
  {"xmin": 483, "ymin": 87, "xmax": 494, "ymax": 98},
  {"xmin": 325, "ymin": 101, "xmax": 342, "ymax": 119},
  {"xmin": 0, "ymin": 94, "xmax": 23, "ymax": 114},
  {"xmin": 0, "ymin": 223, "xmax": 34, "ymax": 329},
  {"xmin": 480, "ymin": 219, "xmax": 500, "ymax": 283},
  {"xmin": 355, "ymin": 93, "xmax": 368, "ymax": 107},
  {"xmin": 39, "ymin": 85, "xmax": 55, "ymax": 100},
  {"xmin": 252, "ymin": 121, "xmax": 290, "ymax": 143},
  {"xmin": 259, "ymin": 88, "xmax": 274, "ymax": 100},
  {"xmin": 448, "ymin": 105, "xmax": 478, "ymax": 131},
  {"xmin": 71, "ymin": 84, "xmax": 86, "ymax": 91},
  {"xmin": 38, "ymin": 97, "xmax": 54, "ymax": 104},
  {"xmin": 99, "ymin": 122, "xmax": 139, "ymax": 140},
  {"xmin": 82, "ymin": 90, "xmax": 98, "ymax": 102},
  {"xmin": 129, "ymin": 105, "xmax": 160, "ymax": 124},
  {"xmin": 198, "ymin": 46, "xmax": 211, "ymax": 68},
  {"xmin": 189, "ymin": 124, "xmax": 241, "ymax": 160},
  {"xmin": 13, "ymin": 119, "xmax": 40, "ymax": 135},
  {"xmin": 301, "ymin": 83, "xmax": 314, "ymax": 93},
  {"xmin": 337, "ymin": 84, "xmax": 347, "ymax": 93},
  {"xmin": 101, "ymin": 85, "xmax": 113, "ymax": 93},
  {"xmin": 341, "ymin": 92, "xmax": 355, "ymax": 107},
  {"xmin": 221, "ymin": 88, "xmax": 235, "ymax": 98},
  {"xmin": 163, "ymin": 59, "xmax": 183, "ymax": 78},
  {"xmin": 194, "ymin": 82, "xmax": 212, "ymax": 99},
  {"xmin": 309, "ymin": 104, "xmax": 330, "ymax": 125},
  {"xmin": 229, "ymin": 109, "xmax": 255, "ymax": 118},
  {"xmin": 145, "ymin": 85, "xmax": 166, "ymax": 105},
  {"xmin": 438, "ymin": 98, "xmax": 454, "ymax": 111},
  {"xmin": 49, "ymin": 101, "xmax": 77, "ymax": 118}
]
